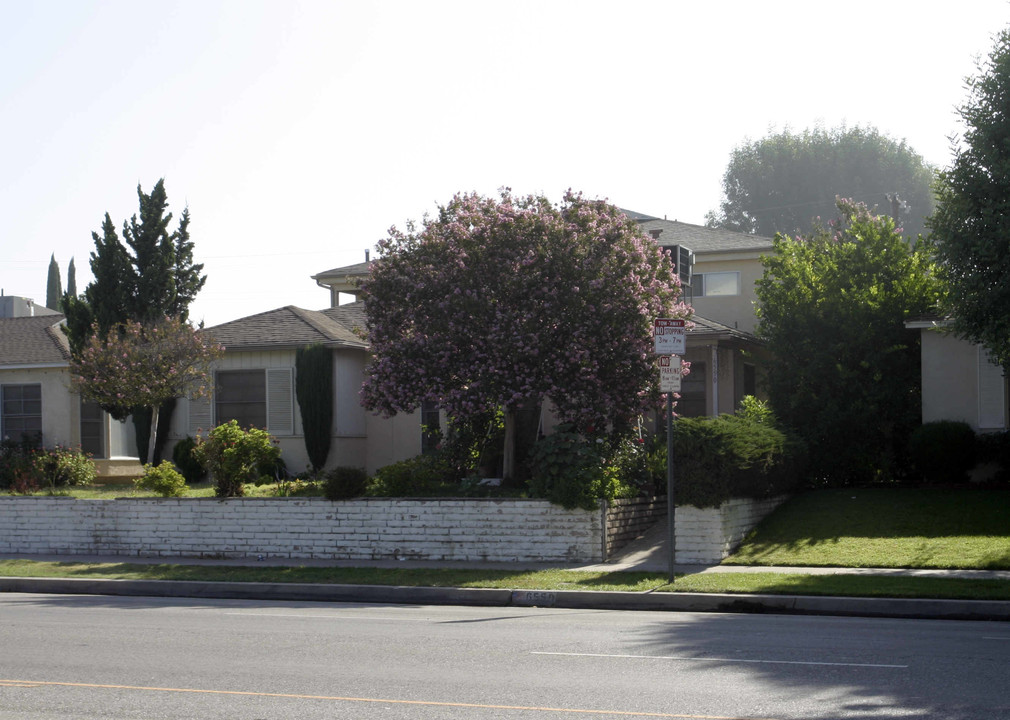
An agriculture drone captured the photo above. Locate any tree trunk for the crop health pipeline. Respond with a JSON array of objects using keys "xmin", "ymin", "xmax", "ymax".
[
  {"xmin": 502, "ymin": 409, "xmax": 516, "ymax": 481},
  {"xmin": 146, "ymin": 406, "xmax": 159, "ymax": 466}
]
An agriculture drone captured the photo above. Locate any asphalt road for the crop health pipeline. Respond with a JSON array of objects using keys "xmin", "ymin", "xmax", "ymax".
[{"xmin": 2, "ymin": 592, "xmax": 1010, "ymax": 720}]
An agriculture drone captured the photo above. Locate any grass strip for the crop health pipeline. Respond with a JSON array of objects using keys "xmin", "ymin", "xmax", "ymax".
[{"xmin": 2, "ymin": 560, "xmax": 1009, "ymax": 601}]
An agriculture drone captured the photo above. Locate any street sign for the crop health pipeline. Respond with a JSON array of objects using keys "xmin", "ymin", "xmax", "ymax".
[
  {"xmin": 659, "ymin": 355, "xmax": 682, "ymax": 393},
  {"xmin": 654, "ymin": 318, "xmax": 686, "ymax": 356}
]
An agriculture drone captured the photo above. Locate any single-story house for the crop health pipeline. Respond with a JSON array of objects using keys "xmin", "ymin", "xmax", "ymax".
[{"xmin": 0, "ymin": 299, "xmax": 136, "ymax": 475}]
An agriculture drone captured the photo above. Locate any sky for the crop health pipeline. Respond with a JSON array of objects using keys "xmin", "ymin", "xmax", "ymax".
[{"xmin": 3, "ymin": 0, "xmax": 1010, "ymax": 328}]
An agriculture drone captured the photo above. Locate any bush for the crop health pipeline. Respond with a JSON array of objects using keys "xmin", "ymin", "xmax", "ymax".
[
  {"xmin": 171, "ymin": 436, "xmax": 206, "ymax": 484},
  {"xmin": 671, "ymin": 412, "xmax": 806, "ymax": 508},
  {"xmin": 0, "ymin": 438, "xmax": 40, "ymax": 491},
  {"xmin": 368, "ymin": 454, "xmax": 452, "ymax": 497},
  {"xmin": 33, "ymin": 446, "xmax": 96, "ymax": 488},
  {"xmin": 978, "ymin": 431, "xmax": 1010, "ymax": 483},
  {"xmin": 192, "ymin": 421, "xmax": 282, "ymax": 498},
  {"xmin": 909, "ymin": 421, "xmax": 977, "ymax": 484},
  {"xmin": 135, "ymin": 461, "xmax": 187, "ymax": 497},
  {"xmin": 527, "ymin": 426, "xmax": 637, "ymax": 510},
  {"xmin": 323, "ymin": 466, "xmax": 369, "ymax": 500}
]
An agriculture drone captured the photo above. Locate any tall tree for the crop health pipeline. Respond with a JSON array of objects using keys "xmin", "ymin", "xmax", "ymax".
[
  {"xmin": 361, "ymin": 190, "xmax": 689, "ymax": 480},
  {"xmin": 62, "ymin": 180, "xmax": 207, "ymax": 460},
  {"xmin": 46, "ymin": 254, "xmax": 62, "ymax": 311},
  {"xmin": 66, "ymin": 257, "xmax": 77, "ymax": 299},
  {"xmin": 756, "ymin": 200, "xmax": 946, "ymax": 484},
  {"xmin": 707, "ymin": 125, "xmax": 936, "ymax": 239},
  {"xmin": 929, "ymin": 27, "xmax": 1010, "ymax": 370}
]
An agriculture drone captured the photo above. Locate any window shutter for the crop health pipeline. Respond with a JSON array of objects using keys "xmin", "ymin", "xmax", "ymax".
[
  {"xmin": 266, "ymin": 368, "xmax": 294, "ymax": 436},
  {"xmin": 978, "ymin": 347, "xmax": 1006, "ymax": 429}
]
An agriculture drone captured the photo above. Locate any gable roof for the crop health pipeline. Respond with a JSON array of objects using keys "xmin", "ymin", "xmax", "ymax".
[
  {"xmin": 623, "ymin": 212, "xmax": 774, "ymax": 255},
  {"xmin": 0, "ymin": 315, "xmax": 71, "ymax": 367},
  {"xmin": 206, "ymin": 305, "xmax": 368, "ymax": 352}
]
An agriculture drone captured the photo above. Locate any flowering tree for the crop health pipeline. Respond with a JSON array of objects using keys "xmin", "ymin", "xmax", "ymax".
[
  {"xmin": 360, "ymin": 189, "xmax": 691, "ymax": 480},
  {"xmin": 70, "ymin": 317, "xmax": 223, "ymax": 464}
]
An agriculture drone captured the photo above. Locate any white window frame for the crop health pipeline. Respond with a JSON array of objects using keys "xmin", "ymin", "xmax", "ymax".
[{"xmin": 694, "ymin": 271, "xmax": 740, "ymax": 297}]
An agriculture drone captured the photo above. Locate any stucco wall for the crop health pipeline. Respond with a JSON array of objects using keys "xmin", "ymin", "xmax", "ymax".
[{"xmin": 0, "ymin": 367, "xmax": 77, "ymax": 448}]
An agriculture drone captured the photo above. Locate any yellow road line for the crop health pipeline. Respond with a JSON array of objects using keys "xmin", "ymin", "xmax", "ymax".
[{"xmin": 0, "ymin": 678, "xmax": 777, "ymax": 719}]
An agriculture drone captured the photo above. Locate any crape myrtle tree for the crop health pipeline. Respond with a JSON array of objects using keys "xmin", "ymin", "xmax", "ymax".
[
  {"xmin": 63, "ymin": 180, "xmax": 207, "ymax": 460},
  {"xmin": 70, "ymin": 317, "xmax": 223, "ymax": 465},
  {"xmin": 929, "ymin": 27, "xmax": 1010, "ymax": 369},
  {"xmin": 707, "ymin": 125, "xmax": 936, "ymax": 240},
  {"xmin": 755, "ymin": 199, "xmax": 945, "ymax": 484},
  {"xmin": 360, "ymin": 189, "xmax": 690, "ymax": 481}
]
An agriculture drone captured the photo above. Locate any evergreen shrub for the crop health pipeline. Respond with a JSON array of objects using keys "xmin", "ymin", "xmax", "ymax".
[
  {"xmin": 323, "ymin": 466, "xmax": 369, "ymax": 500},
  {"xmin": 909, "ymin": 421, "xmax": 977, "ymax": 484},
  {"xmin": 172, "ymin": 436, "xmax": 206, "ymax": 484},
  {"xmin": 135, "ymin": 461, "xmax": 187, "ymax": 497}
]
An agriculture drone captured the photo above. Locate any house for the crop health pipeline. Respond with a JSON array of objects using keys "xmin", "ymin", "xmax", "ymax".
[
  {"xmin": 905, "ymin": 318, "xmax": 1008, "ymax": 432},
  {"xmin": 622, "ymin": 212, "xmax": 774, "ymax": 417},
  {"xmin": 0, "ymin": 298, "xmax": 137, "ymax": 477},
  {"xmin": 169, "ymin": 304, "xmax": 424, "ymax": 475},
  {"xmin": 169, "ymin": 213, "xmax": 775, "ymax": 476}
]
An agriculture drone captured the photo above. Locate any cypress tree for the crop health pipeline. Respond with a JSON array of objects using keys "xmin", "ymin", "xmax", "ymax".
[
  {"xmin": 46, "ymin": 254, "xmax": 62, "ymax": 311},
  {"xmin": 67, "ymin": 257, "xmax": 77, "ymax": 298},
  {"xmin": 296, "ymin": 344, "xmax": 334, "ymax": 472}
]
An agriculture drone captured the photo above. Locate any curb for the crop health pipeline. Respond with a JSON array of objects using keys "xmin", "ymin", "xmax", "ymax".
[{"xmin": 4, "ymin": 577, "xmax": 1010, "ymax": 621}]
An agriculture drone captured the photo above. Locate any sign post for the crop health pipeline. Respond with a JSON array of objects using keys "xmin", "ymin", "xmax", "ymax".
[{"xmin": 654, "ymin": 320, "xmax": 683, "ymax": 585}]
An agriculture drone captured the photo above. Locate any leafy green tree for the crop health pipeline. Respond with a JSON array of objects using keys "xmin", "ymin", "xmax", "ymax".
[
  {"xmin": 295, "ymin": 343, "xmax": 334, "ymax": 472},
  {"xmin": 929, "ymin": 27, "xmax": 1010, "ymax": 370},
  {"xmin": 69, "ymin": 316, "xmax": 222, "ymax": 464},
  {"xmin": 361, "ymin": 190, "xmax": 689, "ymax": 481},
  {"xmin": 46, "ymin": 254, "xmax": 62, "ymax": 311},
  {"xmin": 755, "ymin": 200, "xmax": 945, "ymax": 484},
  {"xmin": 62, "ymin": 180, "xmax": 207, "ymax": 460},
  {"xmin": 707, "ymin": 125, "xmax": 936, "ymax": 239}
]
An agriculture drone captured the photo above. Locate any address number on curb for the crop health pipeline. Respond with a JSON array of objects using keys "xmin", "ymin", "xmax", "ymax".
[{"xmin": 512, "ymin": 590, "xmax": 557, "ymax": 607}]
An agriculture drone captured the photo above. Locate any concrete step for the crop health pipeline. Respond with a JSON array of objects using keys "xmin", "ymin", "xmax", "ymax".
[{"xmin": 93, "ymin": 457, "xmax": 144, "ymax": 485}]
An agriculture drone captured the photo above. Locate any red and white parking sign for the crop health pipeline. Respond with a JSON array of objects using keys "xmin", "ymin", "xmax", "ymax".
[
  {"xmin": 654, "ymin": 318, "xmax": 686, "ymax": 356},
  {"xmin": 659, "ymin": 355, "xmax": 682, "ymax": 392}
]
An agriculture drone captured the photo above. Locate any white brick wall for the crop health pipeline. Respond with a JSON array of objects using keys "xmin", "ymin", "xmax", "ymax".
[
  {"xmin": 0, "ymin": 495, "xmax": 784, "ymax": 565},
  {"xmin": 0, "ymin": 497, "xmax": 604, "ymax": 563},
  {"xmin": 675, "ymin": 496, "xmax": 787, "ymax": 564}
]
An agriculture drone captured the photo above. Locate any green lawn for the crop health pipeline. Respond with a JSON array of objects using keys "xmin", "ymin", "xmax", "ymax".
[
  {"xmin": 2, "ymin": 487, "xmax": 1009, "ymax": 601},
  {"xmin": 725, "ymin": 488, "xmax": 1010, "ymax": 569}
]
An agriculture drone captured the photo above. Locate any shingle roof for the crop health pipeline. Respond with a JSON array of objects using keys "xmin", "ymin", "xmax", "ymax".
[
  {"xmin": 687, "ymin": 314, "xmax": 762, "ymax": 345},
  {"xmin": 206, "ymin": 306, "xmax": 368, "ymax": 351},
  {"xmin": 0, "ymin": 315, "xmax": 71, "ymax": 366},
  {"xmin": 319, "ymin": 302, "xmax": 367, "ymax": 334},
  {"xmin": 626, "ymin": 213, "xmax": 775, "ymax": 254},
  {"xmin": 311, "ymin": 261, "xmax": 372, "ymax": 281}
]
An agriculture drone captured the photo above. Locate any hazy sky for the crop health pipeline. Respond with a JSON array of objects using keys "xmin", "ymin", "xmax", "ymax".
[{"xmin": 3, "ymin": 1, "xmax": 1009, "ymax": 327}]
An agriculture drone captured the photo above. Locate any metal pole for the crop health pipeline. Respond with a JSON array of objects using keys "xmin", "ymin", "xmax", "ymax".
[{"xmin": 666, "ymin": 393, "xmax": 675, "ymax": 584}]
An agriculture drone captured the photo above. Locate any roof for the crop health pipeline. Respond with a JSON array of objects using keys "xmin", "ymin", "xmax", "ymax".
[
  {"xmin": 687, "ymin": 314, "xmax": 763, "ymax": 346},
  {"xmin": 206, "ymin": 305, "xmax": 368, "ymax": 351},
  {"xmin": 312, "ymin": 261, "xmax": 372, "ymax": 282},
  {"xmin": 626, "ymin": 213, "xmax": 775, "ymax": 255},
  {"xmin": 319, "ymin": 302, "xmax": 367, "ymax": 333},
  {"xmin": 0, "ymin": 315, "xmax": 71, "ymax": 367}
]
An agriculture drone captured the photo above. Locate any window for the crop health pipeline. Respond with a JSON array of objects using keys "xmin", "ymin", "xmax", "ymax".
[
  {"xmin": 694, "ymin": 272, "xmax": 739, "ymax": 297},
  {"xmin": 211, "ymin": 368, "xmax": 294, "ymax": 435},
  {"xmin": 2, "ymin": 384, "xmax": 42, "ymax": 445},
  {"xmin": 215, "ymin": 370, "xmax": 267, "ymax": 429}
]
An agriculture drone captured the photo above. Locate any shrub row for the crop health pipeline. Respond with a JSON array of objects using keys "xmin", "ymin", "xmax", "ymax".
[{"xmin": 0, "ymin": 440, "xmax": 96, "ymax": 492}]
